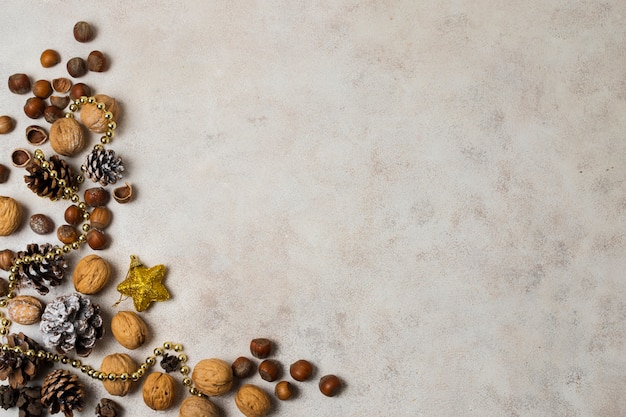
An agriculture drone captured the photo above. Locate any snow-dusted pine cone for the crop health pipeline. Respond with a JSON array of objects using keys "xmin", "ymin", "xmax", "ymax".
[
  {"xmin": 82, "ymin": 148, "xmax": 123, "ymax": 186},
  {"xmin": 0, "ymin": 333, "xmax": 45, "ymax": 389},
  {"xmin": 15, "ymin": 243, "xmax": 67, "ymax": 295},
  {"xmin": 39, "ymin": 293, "xmax": 104, "ymax": 357},
  {"xmin": 24, "ymin": 155, "xmax": 76, "ymax": 200},
  {"xmin": 41, "ymin": 369, "xmax": 84, "ymax": 417}
]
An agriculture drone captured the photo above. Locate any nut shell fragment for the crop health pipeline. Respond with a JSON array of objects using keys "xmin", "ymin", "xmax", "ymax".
[
  {"xmin": 26, "ymin": 125, "xmax": 48, "ymax": 145},
  {"xmin": 11, "ymin": 148, "xmax": 32, "ymax": 168},
  {"xmin": 113, "ymin": 182, "xmax": 133, "ymax": 204},
  {"xmin": 52, "ymin": 78, "xmax": 72, "ymax": 94}
]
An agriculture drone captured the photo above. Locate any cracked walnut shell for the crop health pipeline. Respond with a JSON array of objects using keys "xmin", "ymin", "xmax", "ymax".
[
  {"xmin": 72, "ymin": 254, "xmax": 110, "ymax": 294},
  {"xmin": 0, "ymin": 196, "xmax": 22, "ymax": 236},
  {"xmin": 191, "ymin": 358, "xmax": 233, "ymax": 396},
  {"xmin": 111, "ymin": 310, "xmax": 148, "ymax": 350},
  {"xmin": 235, "ymin": 384, "xmax": 271, "ymax": 417},
  {"xmin": 49, "ymin": 116, "xmax": 86, "ymax": 156}
]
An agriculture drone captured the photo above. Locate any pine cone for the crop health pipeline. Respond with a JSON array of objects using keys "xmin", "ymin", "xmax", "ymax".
[
  {"xmin": 0, "ymin": 333, "xmax": 45, "ymax": 389},
  {"xmin": 39, "ymin": 293, "xmax": 104, "ymax": 357},
  {"xmin": 95, "ymin": 398, "xmax": 119, "ymax": 417},
  {"xmin": 41, "ymin": 369, "xmax": 84, "ymax": 417},
  {"xmin": 82, "ymin": 148, "xmax": 123, "ymax": 186},
  {"xmin": 0, "ymin": 385, "xmax": 19, "ymax": 409},
  {"xmin": 16, "ymin": 386, "xmax": 44, "ymax": 417},
  {"xmin": 24, "ymin": 155, "xmax": 77, "ymax": 200},
  {"xmin": 15, "ymin": 243, "xmax": 67, "ymax": 295}
]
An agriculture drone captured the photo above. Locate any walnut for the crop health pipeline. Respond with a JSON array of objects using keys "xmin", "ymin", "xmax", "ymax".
[
  {"xmin": 179, "ymin": 395, "xmax": 220, "ymax": 417},
  {"xmin": 110, "ymin": 310, "xmax": 148, "ymax": 350},
  {"xmin": 0, "ymin": 196, "xmax": 22, "ymax": 236},
  {"xmin": 7, "ymin": 295, "xmax": 44, "ymax": 325},
  {"xmin": 191, "ymin": 358, "xmax": 233, "ymax": 396},
  {"xmin": 80, "ymin": 94, "xmax": 120, "ymax": 133},
  {"xmin": 100, "ymin": 353, "xmax": 137, "ymax": 396},
  {"xmin": 235, "ymin": 384, "xmax": 271, "ymax": 417},
  {"xmin": 142, "ymin": 372, "xmax": 176, "ymax": 410},
  {"xmin": 72, "ymin": 254, "xmax": 111, "ymax": 294},
  {"xmin": 49, "ymin": 116, "xmax": 85, "ymax": 156}
]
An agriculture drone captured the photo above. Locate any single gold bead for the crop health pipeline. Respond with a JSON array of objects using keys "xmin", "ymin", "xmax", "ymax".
[
  {"xmin": 107, "ymin": 373, "xmax": 117, "ymax": 381},
  {"xmin": 1, "ymin": 344, "xmax": 10, "ymax": 352},
  {"xmin": 100, "ymin": 136, "xmax": 110, "ymax": 144},
  {"xmin": 82, "ymin": 224, "xmax": 91, "ymax": 232},
  {"xmin": 34, "ymin": 149, "xmax": 44, "ymax": 158},
  {"xmin": 98, "ymin": 373, "xmax": 106, "ymax": 381},
  {"xmin": 49, "ymin": 170, "xmax": 57, "ymax": 178},
  {"xmin": 0, "ymin": 328, "xmax": 8, "ymax": 336},
  {"xmin": 54, "ymin": 247, "xmax": 63, "ymax": 255},
  {"xmin": 78, "ymin": 234, "xmax": 87, "ymax": 243},
  {"xmin": 79, "ymin": 96, "xmax": 87, "ymax": 104},
  {"xmin": 173, "ymin": 344, "xmax": 183, "ymax": 352},
  {"xmin": 182, "ymin": 377, "xmax": 192, "ymax": 386},
  {"xmin": 139, "ymin": 363, "xmax": 148, "ymax": 370},
  {"xmin": 45, "ymin": 252, "xmax": 55, "ymax": 261},
  {"xmin": 6, "ymin": 292, "xmax": 15, "ymax": 299},
  {"xmin": 163, "ymin": 342, "xmax": 172, "ymax": 350},
  {"xmin": 136, "ymin": 369, "xmax": 145, "ymax": 377},
  {"xmin": 1, "ymin": 318, "xmax": 11, "ymax": 327},
  {"xmin": 87, "ymin": 96, "xmax": 95, "ymax": 103},
  {"xmin": 120, "ymin": 373, "xmax": 129, "ymax": 381},
  {"xmin": 180, "ymin": 366, "xmax": 190, "ymax": 375},
  {"xmin": 71, "ymin": 242, "xmax": 80, "ymax": 250},
  {"xmin": 76, "ymin": 175, "xmax": 84, "ymax": 183},
  {"xmin": 131, "ymin": 372, "xmax": 140, "ymax": 381},
  {"xmin": 154, "ymin": 348, "xmax": 164, "ymax": 356},
  {"xmin": 9, "ymin": 266, "xmax": 17, "ymax": 273},
  {"xmin": 189, "ymin": 387, "xmax": 199, "ymax": 396},
  {"xmin": 62, "ymin": 245, "xmax": 72, "ymax": 253},
  {"xmin": 93, "ymin": 144, "xmax": 104, "ymax": 151},
  {"xmin": 87, "ymin": 369, "xmax": 95, "ymax": 377},
  {"xmin": 7, "ymin": 282, "xmax": 16, "ymax": 290},
  {"xmin": 0, "ymin": 300, "xmax": 7, "ymax": 308},
  {"xmin": 77, "ymin": 202, "xmax": 87, "ymax": 211},
  {"xmin": 25, "ymin": 350, "xmax": 35, "ymax": 358},
  {"xmin": 72, "ymin": 360, "xmax": 81, "ymax": 368},
  {"xmin": 103, "ymin": 111, "xmax": 113, "ymax": 120},
  {"xmin": 146, "ymin": 356, "xmax": 156, "ymax": 366},
  {"xmin": 82, "ymin": 212, "xmax": 90, "ymax": 220},
  {"xmin": 107, "ymin": 121, "xmax": 117, "ymax": 130},
  {"xmin": 96, "ymin": 102, "xmax": 105, "ymax": 110},
  {"xmin": 177, "ymin": 354, "xmax": 187, "ymax": 363},
  {"xmin": 34, "ymin": 254, "xmax": 44, "ymax": 263},
  {"xmin": 8, "ymin": 274, "xmax": 17, "ymax": 282},
  {"xmin": 105, "ymin": 130, "xmax": 114, "ymax": 138},
  {"xmin": 40, "ymin": 161, "xmax": 49, "ymax": 169},
  {"xmin": 80, "ymin": 365, "xmax": 89, "ymax": 373},
  {"xmin": 57, "ymin": 179, "xmax": 66, "ymax": 188},
  {"xmin": 71, "ymin": 194, "xmax": 80, "ymax": 203}
]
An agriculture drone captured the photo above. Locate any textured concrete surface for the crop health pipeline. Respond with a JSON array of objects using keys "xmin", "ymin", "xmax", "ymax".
[{"xmin": 0, "ymin": 1, "xmax": 625, "ymax": 416}]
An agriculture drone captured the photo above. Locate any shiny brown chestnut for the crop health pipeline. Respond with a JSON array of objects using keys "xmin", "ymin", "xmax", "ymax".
[
  {"xmin": 8, "ymin": 73, "xmax": 31, "ymax": 94},
  {"xmin": 250, "ymin": 338, "xmax": 272, "ymax": 359},
  {"xmin": 84, "ymin": 187, "xmax": 110, "ymax": 207},
  {"xmin": 289, "ymin": 359, "xmax": 313, "ymax": 382},
  {"xmin": 258, "ymin": 359, "xmax": 281, "ymax": 382},
  {"xmin": 319, "ymin": 374, "xmax": 342, "ymax": 397}
]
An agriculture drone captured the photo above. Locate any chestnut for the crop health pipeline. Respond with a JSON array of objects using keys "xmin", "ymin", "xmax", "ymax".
[
  {"xmin": 32, "ymin": 79, "xmax": 52, "ymax": 99},
  {"xmin": 289, "ymin": 359, "xmax": 313, "ymax": 382},
  {"xmin": 43, "ymin": 106, "xmax": 64, "ymax": 124},
  {"xmin": 84, "ymin": 187, "xmax": 110, "ymax": 207},
  {"xmin": 64, "ymin": 205, "xmax": 83, "ymax": 225},
  {"xmin": 8, "ymin": 73, "xmax": 31, "ymax": 94},
  {"xmin": 250, "ymin": 338, "xmax": 272, "ymax": 359},
  {"xmin": 87, "ymin": 50, "xmax": 107, "ymax": 72},
  {"xmin": 73, "ymin": 21, "xmax": 95, "ymax": 42},
  {"xmin": 319, "ymin": 374, "xmax": 342, "ymax": 397},
  {"xmin": 69, "ymin": 83, "xmax": 91, "ymax": 100},
  {"xmin": 258, "ymin": 359, "xmax": 281, "ymax": 382},
  {"xmin": 232, "ymin": 356, "xmax": 255, "ymax": 379},
  {"xmin": 66, "ymin": 57, "xmax": 87, "ymax": 78},
  {"xmin": 89, "ymin": 207, "xmax": 112, "ymax": 229},
  {"xmin": 86, "ymin": 229, "xmax": 108, "ymax": 250},
  {"xmin": 24, "ymin": 97, "xmax": 46, "ymax": 119},
  {"xmin": 40, "ymin": 49, "xmax": 61, "ymax": 68},
  {"xmin": 57, "ymin": 225, "xmax": 79, "ymax": 244}
]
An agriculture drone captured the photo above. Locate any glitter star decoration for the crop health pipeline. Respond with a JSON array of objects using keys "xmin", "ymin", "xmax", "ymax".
[{"xmin": 116, "ymin": 255, "xmax": 169, "ymax": 312}]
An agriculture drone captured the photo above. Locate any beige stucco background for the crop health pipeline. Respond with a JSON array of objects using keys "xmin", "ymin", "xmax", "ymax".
[{"xmin": 0, "ymin": 1, "xmax": 625, "ymax": 416}]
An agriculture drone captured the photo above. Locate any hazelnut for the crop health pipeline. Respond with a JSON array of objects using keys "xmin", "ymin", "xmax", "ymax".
[
  {"xmin": 142, "ymin": 372, "xmax": 176, "ymax": 410},
  {"xmin": 50, "ymin": 95, "xmax": 70, "ymax": 109},
  {"xmin": 86, "ymin": 229, "xmax": 108, "ymax": 250},
  {"xmin": 72, "ymin": 254, "xmax": 111, "ymax": 294},
  {"xmin": 289, "ymin": 359, "xmax": 313, "ymax": 381},
  {"xmin": 29, "ymin": 213, "xmax": 54, "ymax": 234},
  {"xmin": 235, "ymin": 384, "xmax": 271, "ymax": 417},
  {"xmin": 69, "ymin": 82, "xmax": 91, "ymax": 100},
  {"xmin": 191, "ymin": 358, "xmax": 233, "ymax": 396},
  {"xmin": 0, "ymin": 116, "xmax": 14, "ymax": 134},
  {"xmin": 0, "ymin": 278, "xmax": 8, "ymax": 297},
  {"xmin": 87, "ymin": 50, "xmax": 107, "ymax": 72},
  {"xmin": 318, "ymin": 374, "xmax": 342, "ymax": 397},
  {"xmin": 101, "ymin": 353, "xmax": 137, "ymax": 396},
  {"xmin": 32, "ymin": 79, "xmax": 52, "ymax": 99},
  {"xmin": 90, "ymin": 207, "xmax": 112, "ymax": 229},
  {"xmin": 49, "ymin": 116, "xmax": 85, "ymax": 156},
  {"xmin": 0, "ymin": 196, "xmax": 22, "ymax": 236},
  {"xmin": 67, "ymin": 57, "xmax": 87, "ymax": 78},
  {"xmin": 57, "ymin": 224, "xmax": 79, "ymax": 244},
  {"xmin": 11, "ymin": 148, "xmax": 32, "ymax": 168},
  {"xmin": 52, "ymin": 78, "xmax": 72, "ymax": 94},
  {"xmin": 24, "ymin": 97, "xmax": 46, "ymax": 119},
  {"xmin": 113, "ymin": 182, "xmax": 133, "ymax": 204},
  {"xmin": 0, "ymin": 249, "xmax": 15, "ymax": 270},
  {"xmin": 0, "ymin": 164, "xmax": 9, "ymax": 183},
  {"xmin": 111, "ymin": 310, "xmax": 148, "ymax": 349},
  {"xmin": 179, "ymin": 396, "xmax": 220, "ymax": 417},
  {"xmin": 8, "ymin": 73, "xmax": 31, "ymax": 94},
  {"xmin": 274, "ymin": 381, "xmax": 292, "ymax": 401},
  {"xmin": 73, "ymin": 21, "xmax": 95, "ymax": 42},
  {"xmin": 64, "ymin": 205, "xmax": 83, "ymax": 225},
  {"xmin": 40, "ymin": 49, "xmax": 61, "ymax": 67},
  {"xmin": 250, "ymin": 338, "xmax": 272, "ymax": 359},
  {"xmin": 7, "ymin": 295, "xmax": 44, "ymax": 325},
  {"xmin": 232, "ymin": 356, "xmax": 255, "ymax": 378},
  {"xmin": 25, "ymin": 125, "xmax": 48, "ymax": 145},
  {"xmin": 43, "ymin": 105, "xmax": 64, "ymax": 124},
  {"xmin": 84, "ymin": 187, "xmax": 110, "ymax": 207},
  {"xmin": 258, "ymin": 359, "xmax": 281, "ymax": 382}
]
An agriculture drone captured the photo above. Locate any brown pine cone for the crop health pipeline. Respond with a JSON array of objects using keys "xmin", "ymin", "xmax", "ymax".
[
  {"xmin": 95, "ymin": 398, "xmax": 119, "ymax": 417},
  {"xmin": 41, "ymin": 369, "xmax": 84, "ymax": 417},
  {"xmin": 0, "ymin": 385, "xmax": 19, "ymax": 409},
  {"xmin": 24, "ymin": 154, "xmax": 77, "ymax": 201},
  {"xmin": 15, "ymin": 243, "xmax": 67, "ymax": 295},
  {"xmin": 0, "ymin": 333, "xmax": 45, "ymax": 389},
  {"xmin": 16, "ymin": 386, "xmax": 44, "ymax": 417}
]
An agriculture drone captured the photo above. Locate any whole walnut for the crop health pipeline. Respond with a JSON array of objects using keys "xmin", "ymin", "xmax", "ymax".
[
  {"xmin": 110, "ymin": 310, "xmax": 148, "ymax": 350},
  {"xmin": 191, "ymin": 358, "xmax": 233, "ymax": 396},
  {"xmin": 0, "ymin": 196, "xmax": 22, "ymax": 236},
  {"xmin": 49, "ymin": 116, "xmax": 85, "ymax": 156},
  {"xmin": 142, "ymin": 372, "xmax": 176, "ymax": 410},
  {"xmin": 7, "ymin": 295, "xmax": 44, "ymax": 325},
  {"xmin": 100, "ymin": 353, "xmax": 137, "ymax": 396},
  {"xmin": 179, "ymin": 395, "xmax": 220, "ymax": 417},
  {"xmin": 235, "ymin": 384, "xmax": 271, "ymax": 417},
  {"xmin": 80, "ymin": 94, "xmax": 120, "ymax": 133},
  {"xmin": 72, "ymin": 254, "xmax": 110, "ymax": 294}
]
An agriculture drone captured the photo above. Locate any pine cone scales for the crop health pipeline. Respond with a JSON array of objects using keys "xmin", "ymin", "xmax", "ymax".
[
  {"xmin": 41, "ymin": 369, "xmax": 84, "ymax": 417},
  {"xmin": 0, "ymin": 333, "xmax": 44, "ymax": 389},
  {"xmin": 83, "ymin": 148, "xmax": 123, "ymax": 186},
  {"xmin": 16, "ymin": 243, "xmax": 67, "ymax": 295},
  {"xmin": 16, "ymin": 386, "xmax": 44, "ymax": 417},
  {"xmin": 24, "ymin": 155, "xmax": 76, "ymax": 200},
  {"xmin": 40, "ymin": 293, "xmax": 104, "ymax": 357}
]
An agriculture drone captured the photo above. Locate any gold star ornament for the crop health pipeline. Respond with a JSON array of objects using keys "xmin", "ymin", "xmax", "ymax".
[{"xmin": 116, "ymin": 255, "xmax": 170, "ymax": 312}]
